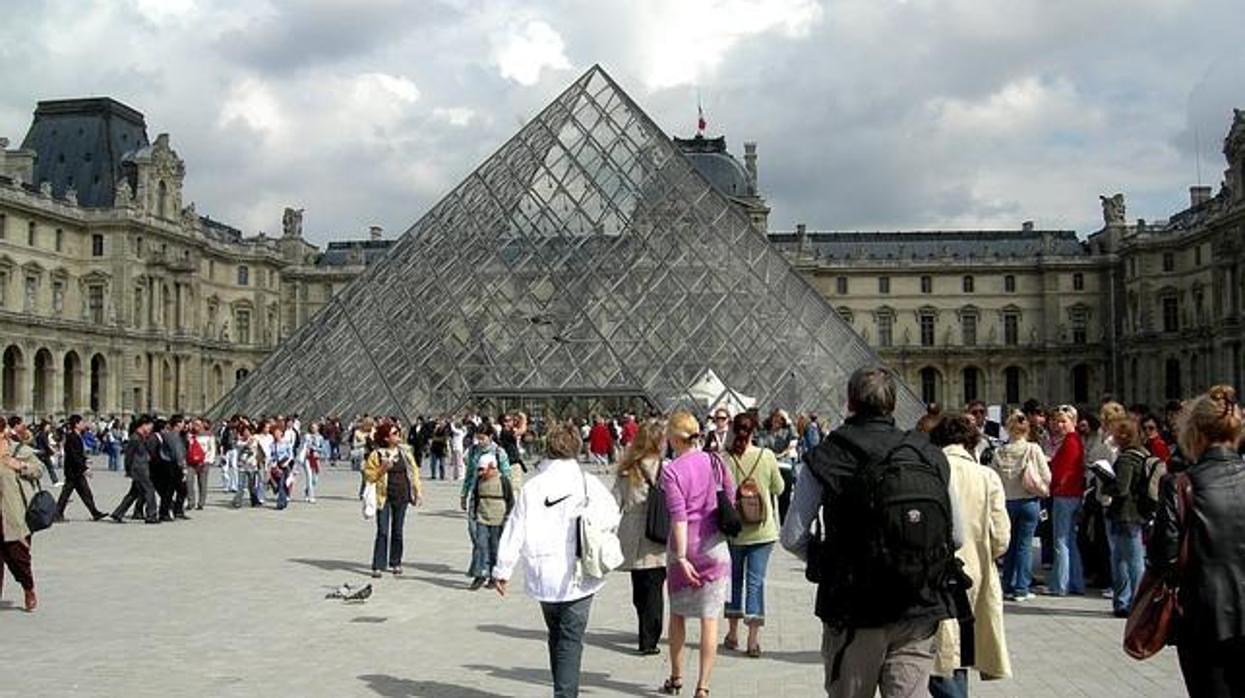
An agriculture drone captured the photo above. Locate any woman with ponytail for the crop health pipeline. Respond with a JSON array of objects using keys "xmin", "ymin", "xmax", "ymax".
[{"xmin": 1147, "ymin": 385, "xmax": 1245, "ymax": 697}]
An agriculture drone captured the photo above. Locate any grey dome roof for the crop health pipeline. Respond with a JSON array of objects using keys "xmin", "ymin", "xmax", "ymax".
[{"xmin": 673, "ymin": 135, "xmax": 755, "ymax": 198}]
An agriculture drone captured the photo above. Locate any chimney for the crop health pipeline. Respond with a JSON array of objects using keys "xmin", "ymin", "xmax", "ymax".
[
  {"xmin": 1190, "ymin": 185, "xmax": 1212, "ymax": 207},
  {"xmin": 743, "ymin": 142, "xmax": 758, "ymax": 188},
  {"xmin": 369, "ymin": 225, "xmax": 383, "ymax": 241},
  {"xmin": 1021, "ymin": 220, "xmax": 1034, "ymax": 232}
]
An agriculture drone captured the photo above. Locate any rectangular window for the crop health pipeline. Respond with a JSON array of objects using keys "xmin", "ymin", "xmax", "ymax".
[
  {"xmin": 962, "ymin": 275, "xmax": 974, "ymax": 293},
  {"xmin": 1195, "ymin": 245, "xmax": 1203, "ymax": 266},
  {"xmin": 1004, "ymin": 314, "xmax": 1019, "ymax": 346},
  {"xmin": 835, "ymin": 276, "xmax": 848, "ymax": 295},
  {"xmin": 27, "ymin": 222, "xmax": 36, "ymax": 247},
  {"xmin": 1129, "ymin": 257, "xmax": 1137, "ymax": 278},
  {"xmin": 54, "ymin": 228, "xmax": 63, "ymax": 252},
  {"xmin": 1162, "ymin": 297, "xmax": 1179, "ymax": 333},
  {"xmin": 1073, "ymin": 272, "xmax": 1084, "ymax": 291},
  {"xmin": 877, "ymin": 314, "xmax": 893, "ymax": 348},
  {"xmin": 51, "ymin": 280, "xmax": 64, "ymax": 315},
  {"xmin": 236, "ymin": 310, "xmax": 251, "ymax": 344},
  {"xmin": 1073, "ymin": 326, "xmax": 1087, "ymax": 345},
  {"xmin": 91, "ymin": 234, "xmax": 104, "ymax": 257},
  {"xmin": 1163, "ymin": 252, "xmax": 1174, "ymax": 272},
  {"xmin": 0, "ymin": 271, "xmax": 7, "ymax": 306},
  {"xmin": 208, "ymin": 260, "xmax": 215, "ymax": 280},
  {"xmin": 878, "ymin": 276, "xmax": 890, "ymax": 294},
  {"xmin": 237, "ymin": 265, "xmax": 249, "ymax": 286},
  {"xmin": 0, "ymin": 213, "xmax": 6, "ymax": 239},
  {"xmin": 920, "ymin": 276, "xmax": 932, "ymax": 294},
  {"xmin": 23, "ymin": 276, "xmax": 36, "ymax": 312},
  {"xmin": 919, "ymin": 315, "xmax": 935, "ymax": 347},
  {"xmin": 1004, "ymin": 275, "xmax": 1016, "ymax": 293},
  {"xmin": 88, "ymin": 285, "xmax": 104, "ymax": 324},
  {"xmin": 961, "ymin": 314, "xmax": 977, "ymax": 346}
]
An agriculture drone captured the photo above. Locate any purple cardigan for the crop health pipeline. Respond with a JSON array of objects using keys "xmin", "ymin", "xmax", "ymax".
[{"xmin": 662, "ymin": 450, "xmax": 736, "ymax": 592}]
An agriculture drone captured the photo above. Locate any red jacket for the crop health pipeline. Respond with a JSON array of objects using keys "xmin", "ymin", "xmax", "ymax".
[
  {"xmin": 588, "ymin": 423, "xmax": 613, "ymax": 455},
  {"xmin": 1147, "ymin": 435, "xmax": 1171, "ymax": 464},
  {"xmin": 1049, "ymin": 431, "xmax": 1085, "ymax": 497},
  {"xmin": 620, "ymin": 420, "xmax": 638, "ymax": 446}
]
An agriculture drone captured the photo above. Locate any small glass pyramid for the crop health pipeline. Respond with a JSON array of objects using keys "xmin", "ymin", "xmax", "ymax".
[{"xmin": 212, "ymin": 66, "xmax": 922, "ymax": 425}]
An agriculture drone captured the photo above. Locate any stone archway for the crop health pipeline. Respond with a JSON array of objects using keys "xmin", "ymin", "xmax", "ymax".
[
  {"xmin": 90, "ymin": 353, "xmax": 108, "ymax": 414},
  {"xmin": 2, "ymin": 345, "xmax": 24, "ymax": 413},
  {"xmin": 63, "ymin": 350, "xmax": 82, "ymax": 414},
  {"xmin": 33, "ymin": 348, "xmax": 53, "ymax": 417}
]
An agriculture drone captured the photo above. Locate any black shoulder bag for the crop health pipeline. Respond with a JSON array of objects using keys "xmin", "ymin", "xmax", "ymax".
[
  {"xmin": 710, "ymin": 452, "xmax": 743, "ymax": 537},
  {"xmin": 15, "ymin": 446, "xmax": 56, "ymax": 534},
  {"xmin": 641, "ymin": 463, "xmax": 670, "ymax": 544}
]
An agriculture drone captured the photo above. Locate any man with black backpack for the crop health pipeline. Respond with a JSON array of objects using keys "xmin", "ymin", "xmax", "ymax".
[{"xmin": 781, "ymin": 367, "xmax": 964, "ymax": 698}]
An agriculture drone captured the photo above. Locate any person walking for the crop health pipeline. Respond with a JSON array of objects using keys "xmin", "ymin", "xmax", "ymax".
[
  {"xmin": 613, "ymin": 419, "xmax": 668, "ymax": 655},
  {"xmin": 105, "ymin": 418, "xmax": 124, "ymax": 472},
  {"xmin": 364, "ymin": 423, "xmax": 423, "ymax": 578},
  {"xmin": 587, "ymin": 416, "xmax": 613, "ymax": 468},
  {"xmin": 461, "ymin": 423, "xmax": 513, "ymax": 589},
  {"xmin": 0, "ymin": 426, "xmax": 45, "ymax": 612},
  {"xmin": 1148, "ymin": 385, "xmax": 1245, "ymax": 697},
  {"xmin": 1100, "ymin": 416, "xmax": 1148, "ymax": 617},
  {"xmin": 110, "ymin": 415, "xmax": 159, "ymax": 524},
  {"xmin": 493, "ymin": 421, "xmax": 620, "ymax": 698},
  {"xmin": 449, "ymin": 418, "xmax": 467, "ymax": 481},
  {"xmin": 54, "ymin": 415, "xmax": 107, "ymax": 522},
  {"xmin": 781, "ymin": 367, "xmax": 962, "ymax": 698},
  {"xmin": 32, "ymin": 422, "xmax": 60, "ymax": 487},
  {"xmin": 1046, "ymin": 405, "xmax": 1085, "ymax": 596},
  {"xmin": 990, "ymin": 411, "xmax": 1051, "ymax": 602},
  {"xmin": 232, "ymin": 424, "xmax": 263, "ymax": 508},
  {"xmin": 722, "ymin": 412, "xmax": 784, "ymax": 658},
  {"xmin": 186, "ymin": 418, "xmax": 214, "ymax": 511},
  {"xmin": 927, "ymin": 414, "xmax": 1012, "ymax": 697},
  {"xmin": 660, "ymin": 411, "xmax": 735, "ymax": 698}
]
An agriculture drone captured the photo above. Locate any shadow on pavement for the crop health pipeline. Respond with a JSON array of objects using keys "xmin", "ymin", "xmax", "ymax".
[
  {"xmin": 762, "ymin": 649, "xmax": 822, "ymax": 664},
  {"xmin": 463, "ymin": 664, "xmax": 650, "ymax": 695},
  {"xmin": 358, "ymin": 673, "xmax": 507, "ymax": 697},
  {"xmin": 476, "ymin": 623, "xmax": 635, "ymax": 654},
  {"xmin": 287, "ymin": 557, "xmax": 373, "ymax": 577},
  {"xmin": 1004, "ymin": 604, "xmax": 1116, "ymax": 619}
]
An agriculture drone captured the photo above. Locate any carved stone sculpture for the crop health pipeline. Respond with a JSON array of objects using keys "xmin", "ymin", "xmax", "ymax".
[
  {"xmin": 282, "ymin": 207, "xmax": 305, "ymax": 238},
  {"xmin": 1100, "ymin": 193, "xmax": 1125, "ymax": 226}
]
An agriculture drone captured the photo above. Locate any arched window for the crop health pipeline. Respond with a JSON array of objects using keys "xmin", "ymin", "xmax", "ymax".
[
  {"xmin": 919, "ymin": 367, "xmax": 941, "ymax": 405},
  {"xmin": 157, "ymin": 180, "xmax": 168, "ymax": 219},
  {"xmin": 962, "ymin": 366, "xmax": 982, "ymax": 404},
  {"xmin": 1072, "ymin": 364, "xmax": 1090, "ymax": 404},
  {"xmin": 1003, "ymin": 366, "xmax": 1022, "ymax": 405},
  {"xmin": 1164, "ymin": 358, "xmax": 1182, "ymax": 400}
]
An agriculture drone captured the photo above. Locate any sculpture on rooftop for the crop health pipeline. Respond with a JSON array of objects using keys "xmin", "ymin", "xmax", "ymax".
[
  {"xmin": 1100, "ymin": 193, "xmax": 1126, "ymax": 226},
  {"xmin": 282, "ymin": 207, "xmax": 304, "ymax": 238}
]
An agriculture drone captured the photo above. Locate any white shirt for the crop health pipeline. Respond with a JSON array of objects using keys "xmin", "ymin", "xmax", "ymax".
[{"xmin": 493, "ymin": 458, "xmax": 620, "ymax": 603}]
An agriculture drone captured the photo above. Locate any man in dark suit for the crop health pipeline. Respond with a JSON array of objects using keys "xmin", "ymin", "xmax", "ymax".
[
  {"xmin": 55, "ymin": 415, "xmax": 106, "ymax": 521},
  {"xmin": 110, "ymin": 415, "xmax": 159, "ymax": 524}
]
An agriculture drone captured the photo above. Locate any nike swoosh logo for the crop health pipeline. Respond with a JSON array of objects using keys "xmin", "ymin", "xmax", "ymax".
[{"xmin": 544, "ymin": 494, "xmax": 571, "ymax": 507}]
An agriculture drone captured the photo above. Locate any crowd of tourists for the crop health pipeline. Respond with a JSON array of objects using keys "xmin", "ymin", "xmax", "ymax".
[{"xmin": 0, "ymin": 371, "xmax": 1242, "ymax": 698}]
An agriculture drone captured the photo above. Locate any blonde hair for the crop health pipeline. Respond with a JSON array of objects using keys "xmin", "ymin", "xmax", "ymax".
[
  {"xmin": 618, "ymin": 420, "xmax": 665, "ymax": 484},
  {"xmin": 1099, "ymin": 401, "xmax": 1127, "ymax": 431},
  {"xmin": 666, "ymin": 411, "xmax": 700, "ymax": 449},
  {"xmin": 1179, "ymin": 384, "xmax": 1243, "ymax": 458},
  {"xmin": 1005, "ymin": 410, "xmax": 1030, "ymax": 441},
  {"xmin": 1111, "ymin": 416, "xmax": 1143, "ymax": 450}
]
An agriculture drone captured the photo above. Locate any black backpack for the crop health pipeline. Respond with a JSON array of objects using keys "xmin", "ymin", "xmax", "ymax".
[{"xmin": 820, "ymin": 429, "xmax": 956, "ymax": 627}]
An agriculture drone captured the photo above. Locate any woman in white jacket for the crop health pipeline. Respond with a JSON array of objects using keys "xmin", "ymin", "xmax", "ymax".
[{"xmin": 493, "ymin": 421, "xmax": 620, "ymax": 698}]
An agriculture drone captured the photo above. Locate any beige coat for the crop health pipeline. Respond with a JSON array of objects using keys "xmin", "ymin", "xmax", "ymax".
[
  {"xmin": 364, "ymin": 445, "xmax": 422, "ymax": 508},
  {"xmin": 0, "ymin": 442, "xmax": 45, "ymax": 542},
  {"xmin": 934, "ymin": 444, "xmax": 1012, "ymax": 680},
  {"xmin": 992, "ymin": 438, "xmax": 1051, "ymax": 501},
  {"xmin": 613, "ymin": 456, "xmax": 666, "ymax": 570}
]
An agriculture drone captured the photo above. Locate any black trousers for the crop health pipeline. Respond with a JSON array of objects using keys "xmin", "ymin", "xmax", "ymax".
[
  {"xmin": 1178, "ymin": 636, "xmax": 1245, "ymax": 698},
  {"xmin": 56, "ymin": 472, "xmax": 102, "ymax": 518},
  {"xmin": 155, "ymin": 466, "xmax": 186, "ymax": 519},
  {"xmin": 630, "ymin": 567, "xmax": 666, "ymax": 652},
  {"xmin": 113, "ymin": 467, "xmax": 158, "ymax": 522}
]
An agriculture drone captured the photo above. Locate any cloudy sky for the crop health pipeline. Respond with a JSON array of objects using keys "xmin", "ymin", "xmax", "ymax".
[{"xmin": 2, "ymin": 0, "xmax": 1243, "ymax": 245}]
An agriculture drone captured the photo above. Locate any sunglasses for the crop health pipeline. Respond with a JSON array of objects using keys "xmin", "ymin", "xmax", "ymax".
[{"xmin": 714, "ymin": 416, "xmax": 729, "ymax": 422}]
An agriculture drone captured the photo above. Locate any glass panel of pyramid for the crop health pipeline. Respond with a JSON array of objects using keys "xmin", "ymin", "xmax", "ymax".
[{"xmin": 211, "ymin": 66, "xmax": 923, "ymax": 425}]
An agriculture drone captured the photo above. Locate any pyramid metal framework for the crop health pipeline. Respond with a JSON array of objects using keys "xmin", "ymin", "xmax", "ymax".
[{"xmin": 211, "ymin": 66, "xmax": 922, "ymax": 424}]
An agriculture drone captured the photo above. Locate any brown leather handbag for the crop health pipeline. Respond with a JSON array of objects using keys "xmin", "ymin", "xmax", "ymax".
[{"xmin": 1123, "ymin": 473, "xmax": 1193, "ymax": 660}]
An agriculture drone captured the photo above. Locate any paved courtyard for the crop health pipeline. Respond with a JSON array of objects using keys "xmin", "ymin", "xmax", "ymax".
[{"xmin": 3, "ymin": 461, "xmax": 1183, "ymax": 697}]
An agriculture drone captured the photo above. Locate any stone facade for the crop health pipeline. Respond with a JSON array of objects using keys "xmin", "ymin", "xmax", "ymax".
[
  {"xmin": 0, "ymin": 98, "xmax": 390, "ymax": 421},
  {"xmin": 4, "ymin": 95, "xmax": 1242, "ymax": 420}
]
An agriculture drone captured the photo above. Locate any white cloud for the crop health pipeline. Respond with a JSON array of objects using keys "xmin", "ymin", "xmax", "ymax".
[
  {"xmin": 218, "ymin": 77, "xmax": 284, "ymax": 135},
  {"xmin": 493, "ymin": 19, "xmax": 572, "ymax": 86},
  {"xmin": 432, "ymin": 106, "xmax": 476, "ymax": 127}
]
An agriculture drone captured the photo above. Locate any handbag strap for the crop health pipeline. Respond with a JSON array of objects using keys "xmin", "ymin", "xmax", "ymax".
[
  {"xmin": 733, "ymin": 449, "xmax": 764, "ymax": 484},
  {"xmin": 1173, "ymin": 473, "xmax": 1194, "ymax": 573}
]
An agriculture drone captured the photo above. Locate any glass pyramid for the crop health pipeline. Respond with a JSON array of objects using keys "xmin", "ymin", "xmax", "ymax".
[{"xmin": 212, "ymin": 66, "xmax": 923, "ymax": 425}]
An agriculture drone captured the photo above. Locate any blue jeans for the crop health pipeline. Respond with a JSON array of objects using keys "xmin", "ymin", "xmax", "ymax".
[
  {"xmin": 372, "ymin": 498, "xmax": 408, "ymax": 571},
  {"xmin": 429, "ymin": 453, "xmax": 445, "ymax": 480},
  {"xmin": 274, "ymin": 466, "xmax": 290, "ymax": 509},
  {"xmin": 929, "ymin": 669, "xmax": 968, "ymax": 698},
  {"xmin": 107, "ymin": 442, "xmax": 121, "ymax": 471},
  {"xmin": 470, "ymin": 523, "xmax": 503, "ymax": 578},
  {"xmin": 1107, "ymin": 519, "xmax": 1144, "ymax": 612},
  {"xmin": 1049, "ymin": 496, "xmax": 1085, "ymax": 595},
  {"xmin": 726, "ymin": 542, "xmax": 774, "ymax": 625},
  {"xmin": 1002, "ymin": 498, "xmax": 1041, "ymax": 596}
]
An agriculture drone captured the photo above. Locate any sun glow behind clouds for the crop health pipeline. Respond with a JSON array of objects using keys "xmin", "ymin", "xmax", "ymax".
[{"xmin": 494, "ymin": 19, "xmax": 572, "ymax": 86}]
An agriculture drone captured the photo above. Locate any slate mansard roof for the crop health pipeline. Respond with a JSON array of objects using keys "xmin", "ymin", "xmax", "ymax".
[
  {"xmin": 20, "ymin": 97, "xmax": 150, "ymax": 208},
  {"xmin": 767, "ymin": 228, "xmax": 1089, "ymax": 261}
]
